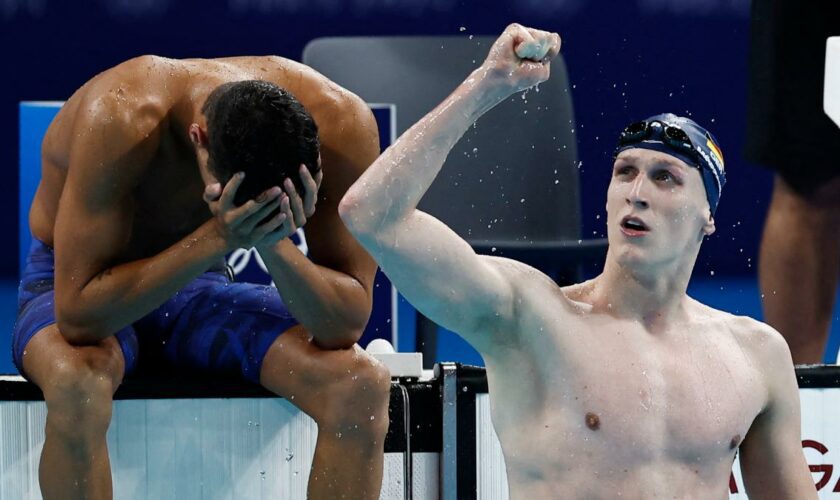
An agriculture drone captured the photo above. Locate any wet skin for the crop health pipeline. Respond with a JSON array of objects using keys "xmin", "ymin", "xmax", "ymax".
[
  {"xmin": 24, "ymin": 55, "xmax": 389, "ymax": 500},
  {"xmin": 340, "ymin": 24, "xmax": 817, "ymax": 499}
]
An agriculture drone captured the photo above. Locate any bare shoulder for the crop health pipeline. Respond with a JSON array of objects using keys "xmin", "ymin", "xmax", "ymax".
[
  {"xmin": 82, "ymin": 55, "xmax": 177, "ymax": 122},
  {"xmin": 36, "ymin": 56, "xmax": 178, "ymax": 202},
  {"xmin": 727, "ymin": 313, "xmax": 791, "ymax": 362},
  {"xmin": 211, "ymin": 55, "xmax": 378, "ymax": 157},
  {"xmin": 488, "ymin": 255, "xmax": 557, "ymax": 288},
  {"xmin": 487, "ymin": 256, "xmax": 579, "ymax": 314},
  {"xmin": 46, "ymin": 55, "xmax": 173, "ymax": 159},
  {"xmin": 695, "ymin": 302, "xmax": 794, "ymax": 378},
  {"xmin": 299, "ymin": 69, "xmax": 377, "ymax": 144},
  {"xmin": 244, "ymin": 56, "xmax": 375, "ymax": 129}
]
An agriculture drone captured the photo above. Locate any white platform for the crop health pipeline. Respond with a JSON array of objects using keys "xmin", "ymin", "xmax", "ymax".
[
  {"xmin": 4, "ymin": 379, "xmax": 839, "ymax": 498},
  {"xmin": 0, "ymin": 397, "xmax": 438, "ymax": 500}
]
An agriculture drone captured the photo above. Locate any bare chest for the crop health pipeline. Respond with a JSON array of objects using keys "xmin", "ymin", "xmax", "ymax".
[
  {"xmin": 559, "ymin": 342, "xmax": 760, "ymax": 461},
  {"xmin": 487, "ymin": 318, "xmax": 765, "ymax": 471}
]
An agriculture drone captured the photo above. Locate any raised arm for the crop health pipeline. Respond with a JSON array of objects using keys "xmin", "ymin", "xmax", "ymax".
[
  {"xmin": 339, "ymin": 25, "xmax": 561, "ymax": 352},
  {"xmin": 739, "ymin": 324, "xmax": 817, "ymax": 499}
]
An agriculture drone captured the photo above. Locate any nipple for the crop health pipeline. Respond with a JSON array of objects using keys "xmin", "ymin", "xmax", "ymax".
[{"xmin": 585, "ymin": 412, "xmax": 601, "ymax": 431}]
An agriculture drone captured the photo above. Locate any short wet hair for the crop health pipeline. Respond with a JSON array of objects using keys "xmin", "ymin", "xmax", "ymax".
[{"xmin": 202, "ymin": 80, "xmax": 320, "ymax": 206}]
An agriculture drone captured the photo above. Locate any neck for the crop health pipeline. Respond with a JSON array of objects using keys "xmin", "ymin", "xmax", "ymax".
[
  {"xmin": 172, "ymin": 80, "xmax": 217, "ymax": 143},
  {"xmin": 589, "ymin": 248, "xmax": 698, "ymax": 331}
]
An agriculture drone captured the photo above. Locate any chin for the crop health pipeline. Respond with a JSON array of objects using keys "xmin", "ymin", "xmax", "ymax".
[
  {"xmin": 614, "ymin": 245, "xmax": 648, "ymax": 266},
  {"xmin": 613, "ymin": 241, "xmax": 668, "ymax": 270}
]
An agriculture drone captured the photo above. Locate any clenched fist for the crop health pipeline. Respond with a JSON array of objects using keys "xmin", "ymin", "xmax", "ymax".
[{"xmin": 479, "ymin": 24, "xmax": 562, "ymax": 95}]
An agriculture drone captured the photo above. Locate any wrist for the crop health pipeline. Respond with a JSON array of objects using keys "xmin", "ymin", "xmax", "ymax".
[
  {"xmin": 470, "ymin": 66, "xmax": 515, "ymax": 101},
  {"xmin": 458, "ymin": 68, "xmax": 511, "ymax": 119},
  {"xmin": 199, "ymin": 219, "xmax": 236, "ymax": 256},
  {"xmin": 255, "ymin": 238, "xmax": 295, "ymax": 261}
]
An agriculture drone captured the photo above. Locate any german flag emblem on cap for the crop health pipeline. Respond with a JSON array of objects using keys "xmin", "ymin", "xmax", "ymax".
[{"xmin": 706, "ymin": 137, "xmax": 724, "ymax": 169}]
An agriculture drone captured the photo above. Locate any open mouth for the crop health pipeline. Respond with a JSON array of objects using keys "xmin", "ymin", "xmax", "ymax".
[{"xmin": 620, "ymin": 216, "xmax": 650, "ymax": 234}]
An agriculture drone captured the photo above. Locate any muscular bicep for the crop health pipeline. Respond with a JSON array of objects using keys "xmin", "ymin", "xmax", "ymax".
[
  {"xmin": 53, "ymin": 96, "xmax": 157, "ymax": 316},
  {"xmin": 367, "ymin": 210, "xmax": 521, "ymax": 353},
  {"xmin": 739, "ymin": 331, "xmax": 817, "ymax": 499},
  {"xmin": 53, "ymin": 168, "xmax": 135, "ymax": 293}
]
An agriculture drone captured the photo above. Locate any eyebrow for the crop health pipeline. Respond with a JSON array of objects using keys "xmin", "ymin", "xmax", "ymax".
[
  {"xmin": 656, "ymin": 158, "xmax": 690, "ymax": 172},
  {"xmin": 617, "ymin": 153, "xmax": 690, "ymax": 172}
]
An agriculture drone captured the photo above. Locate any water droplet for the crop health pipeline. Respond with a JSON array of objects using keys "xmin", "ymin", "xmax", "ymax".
[{"xmin": 459, "ymin": 26, "xmax": 466, "ymax": 32}]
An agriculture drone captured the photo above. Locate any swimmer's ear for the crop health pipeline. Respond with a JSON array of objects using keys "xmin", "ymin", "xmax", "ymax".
[
  {"xmin": 189, "ymin": 123, "xmax": 217, "ymax": 185},
  {"xmin": 702, "ymin": 214, "xmax": 716, "ymax": 237},
  {"xmin": 188, "ymin": 123, "xmax": 209, "ymax": 148}
]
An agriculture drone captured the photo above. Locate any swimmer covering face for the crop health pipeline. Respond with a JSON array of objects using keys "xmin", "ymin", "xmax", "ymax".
[
  {"xmin": 340, "ymin": 24, "xmax": 816, "ymax": 499},
  {"xmin": 16, "ymin": 54, "xmax": 388, "ymax": 500},
  {"xmin": 201, "ymin": 80, "xmax": 321, "ymax": 206}
]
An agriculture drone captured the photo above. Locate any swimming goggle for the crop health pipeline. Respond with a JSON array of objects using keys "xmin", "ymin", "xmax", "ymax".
[{"xmin": 617, "ymin": 120, "xmax": 700, "ymax": 165}]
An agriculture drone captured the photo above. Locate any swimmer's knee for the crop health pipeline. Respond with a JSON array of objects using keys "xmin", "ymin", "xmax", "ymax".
[
  {"xmin": 40, "ymin": 346, "xmax": 122, "ymax": 418},
  {"xmin": 314, "ymin": 352, "xmax": 391, "ymax": 435}
]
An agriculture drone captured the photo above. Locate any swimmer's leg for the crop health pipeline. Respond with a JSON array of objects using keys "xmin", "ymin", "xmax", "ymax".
[
  {"xmin": 759, "ymin": 175, "xmax": 840, "ymax": 363},
  {"xmin": 259, "ymin": 326, "xmax": 390, "ymax": 500},
  {"xmin": 21, "ymin": 324, "xmax": 126, "ymax": 500}
]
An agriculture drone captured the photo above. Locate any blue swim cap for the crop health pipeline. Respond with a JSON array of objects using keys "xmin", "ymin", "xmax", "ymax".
[{"xmin": 613, "ymin": 113, "xmax": 726, "ymax": 213}]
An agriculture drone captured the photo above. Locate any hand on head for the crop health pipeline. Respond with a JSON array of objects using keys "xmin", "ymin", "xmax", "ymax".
[
  {"xmin": 203, "ymin": 164, "xmax": 323, "ymax": 250},
  {"xmin": 481, "ymin": 23, "xmax": 562, "ymax": 94}
]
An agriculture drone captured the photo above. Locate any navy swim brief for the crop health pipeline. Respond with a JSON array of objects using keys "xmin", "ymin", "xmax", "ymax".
[{"xmin": 12, "ymin": 239, "xmax": 298, "ymax": 384}]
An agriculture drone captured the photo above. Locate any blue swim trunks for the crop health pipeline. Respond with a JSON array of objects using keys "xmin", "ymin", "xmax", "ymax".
[{"xmin": 12, "ymin": 239, "xmax": 298, "ymax": 384}]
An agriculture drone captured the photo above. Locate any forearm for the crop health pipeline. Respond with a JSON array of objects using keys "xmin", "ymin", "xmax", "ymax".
[
  {"xmin": 340, "ymin": 71, "xmax": 506, "ymax": 233},
  {"xmin": 257, "ymin": 239, "xmax": 371, "ymax": 349},
  {"xmin": 57, "ymin": 222, "xmax": 229, "ymax": 342}
]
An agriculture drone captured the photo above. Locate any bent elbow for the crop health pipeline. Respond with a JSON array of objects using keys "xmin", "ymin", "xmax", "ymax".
[
  {"xmin": 55, "ymin": 320, "xmax": 104, "ymax": 346},
  {"xmin": 338, "ymin": 192, "xmax": 371, "ymax": 235},
  {"xmin": 313, "ymin": 327, "xmax": 365, "ymax": 351},
  {"xmin": 339, "ymin": 192, "xmax": 403, "ymax": 246},
  {"xmin": 55, "ymin": 307, "xmax": 107, "ymax": 346}
]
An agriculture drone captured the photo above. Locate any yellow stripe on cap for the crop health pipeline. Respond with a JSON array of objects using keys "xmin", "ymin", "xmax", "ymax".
[{"xmin": 707, "ymin": 138, "xmax": 724, "ymax": 168}]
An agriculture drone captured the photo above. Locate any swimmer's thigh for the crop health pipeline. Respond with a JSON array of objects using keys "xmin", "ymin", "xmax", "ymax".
[
  {"xmin": 258, "ymin": 326, "xmax": 390, "ymax": 421},
  {"xmin": 21, "ymin": 324, "xmax": 126, "ymax": 401}
]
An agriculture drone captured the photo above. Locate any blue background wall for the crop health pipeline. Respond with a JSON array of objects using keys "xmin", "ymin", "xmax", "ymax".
[
  {"xmin": 3, "ymin": 0, "xmax": 835, "ymax": 371},
  {"xmin": 0, "ymin": 0, "xmax": 761, "ymax": 279}
]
